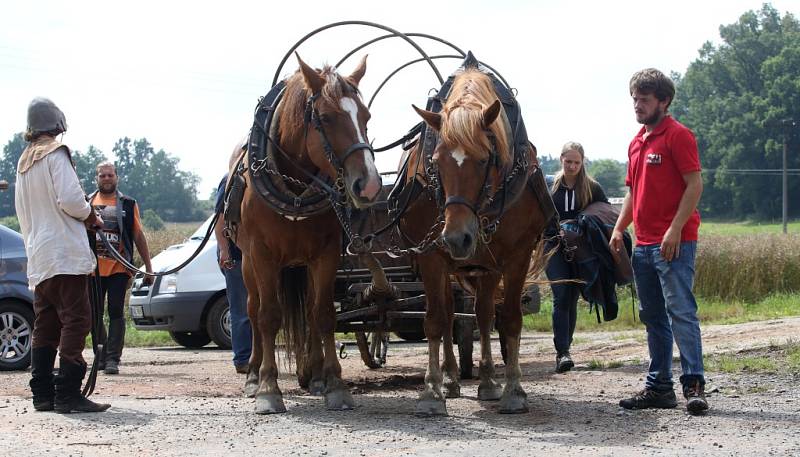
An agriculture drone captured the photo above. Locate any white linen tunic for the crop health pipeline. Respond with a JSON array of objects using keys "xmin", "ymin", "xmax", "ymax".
[{"xmin": 15, "ymin": 148, "xmax": 96, "ymax": 288}]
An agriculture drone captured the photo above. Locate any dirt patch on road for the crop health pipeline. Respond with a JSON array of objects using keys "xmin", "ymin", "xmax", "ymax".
[{"xmin": 2, "ymin": 317, "xmax": 799, "ymax": 456}]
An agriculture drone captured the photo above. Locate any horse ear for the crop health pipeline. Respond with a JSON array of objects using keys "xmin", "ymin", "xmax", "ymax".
[
  {"xmin": 296, "ymin": 53, "xmax": 324, "ymax": 94},
  {"xmin": 348, "ymin": 54, "xmax": 367, "ymax": 87},
  {"xmin": 482, "ymin": 99, "xmax": 502, "ymax": 128},
  {"xmin": 413, "ymin": 105, "xmax": 442, "ymax": 131}
]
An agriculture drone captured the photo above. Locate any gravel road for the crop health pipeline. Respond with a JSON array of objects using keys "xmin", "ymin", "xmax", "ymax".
[{"xmin": 2, "ymin": 317, "xmax": 799, "ymax": 456}]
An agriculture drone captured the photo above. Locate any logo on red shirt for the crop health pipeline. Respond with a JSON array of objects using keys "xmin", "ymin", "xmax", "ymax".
[{"xmin": 646, "ymin": 153, "xmax": 662, "ymax": 165}]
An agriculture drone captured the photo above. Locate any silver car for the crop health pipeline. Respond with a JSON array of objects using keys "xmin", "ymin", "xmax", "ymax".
[{"xmin": 0, "ymin": 224, "xmax": 35, "ymax": 371}]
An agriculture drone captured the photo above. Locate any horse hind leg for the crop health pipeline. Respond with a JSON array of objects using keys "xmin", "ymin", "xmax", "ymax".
[
  {"xmin": 476, "ymin": 274, "xmax": 503, "ymax": 401},
  {"xmin": 298, "ymin": 315, "xmax": 325, "ymax": 396}
]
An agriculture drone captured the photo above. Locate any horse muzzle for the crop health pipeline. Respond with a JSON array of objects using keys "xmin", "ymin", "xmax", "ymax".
[{"xmin": 441, "ymin": 212, "xmax": 479, "ymax": 260}]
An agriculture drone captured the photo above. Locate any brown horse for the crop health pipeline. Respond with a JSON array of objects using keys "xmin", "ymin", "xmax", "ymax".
[
  {"xmin": 232, "ymin": 55, "xmax": 381, "ymax": 414},
  {"xmin": 400, "ymin": 64, "xmax": 551, "ymax": 415}
]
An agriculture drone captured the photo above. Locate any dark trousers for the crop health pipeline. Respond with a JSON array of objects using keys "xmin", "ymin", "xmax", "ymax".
[
  {"xmin": 546, "ymin": 248, "xmax": 580, "ymax": 355},
  {"xmin": 32, "ymin": 274, "xmax": 92, "ymax": 365},
  {"xmin": 92, "ymin": 273, "xmax": 130, "ymax": 362}
]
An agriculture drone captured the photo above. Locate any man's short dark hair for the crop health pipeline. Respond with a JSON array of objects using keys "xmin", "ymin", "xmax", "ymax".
[{"xmin": 629, "ymin": 68, "xmax": 675, "ymax": 108}]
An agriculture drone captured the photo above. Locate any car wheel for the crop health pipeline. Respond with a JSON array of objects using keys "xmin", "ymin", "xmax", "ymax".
[
  {"xmin": 169, "ymin": 330, "xmax": 211, "ymax": 348},
  {"xmin": 0, "ymin": 301, "xmax": 35, "ymax": 371},
  {"xmin": 206, "ymin": 296, "xmax": 232, "ymax": 350}
]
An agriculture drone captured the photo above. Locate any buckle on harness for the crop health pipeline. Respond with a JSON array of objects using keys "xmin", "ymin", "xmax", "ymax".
[{"xmin": 294, "ymin": 196, "xmax": 302, "ymax": 208}]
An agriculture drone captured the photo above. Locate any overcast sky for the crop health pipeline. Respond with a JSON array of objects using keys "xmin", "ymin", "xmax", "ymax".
[{"xmin": 1, "ymin": 0, "xmax": 796, "ymax": 197}]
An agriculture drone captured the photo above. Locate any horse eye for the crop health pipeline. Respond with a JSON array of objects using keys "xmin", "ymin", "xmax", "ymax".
[
  {"xmin": 478, "ymin": 158, "xmax": 489, "ymax": 166},
  {"xmin": 319, "ymin": 113, "xmax": 332, "ymax": 124}
]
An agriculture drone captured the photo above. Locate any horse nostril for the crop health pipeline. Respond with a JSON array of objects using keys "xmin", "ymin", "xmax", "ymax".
[
  {"xmin": 461, "ymin": 233, "xmax": 473, "ymax": 251},
  {"xmin": 351, "ymin": 178, "xmax": 363, "ymax": 197}
]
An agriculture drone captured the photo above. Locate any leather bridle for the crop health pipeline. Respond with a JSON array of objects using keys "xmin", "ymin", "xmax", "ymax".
[
  {"xmin": 439, "ymin": 131, "xmax": 500, "ymax": 217},
  {"xmin": 303, "ymin": 91, "xmax": 375, "ymax": 188}
]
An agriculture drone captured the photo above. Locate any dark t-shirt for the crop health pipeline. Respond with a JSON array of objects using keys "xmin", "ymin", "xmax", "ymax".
[
  {"xmin": 551, "ymin": 180, "xmax": 608, "ymax": 221},
  {"xmin": 215, "ymin": 175, "xmax": 242, "ymax": 262}
]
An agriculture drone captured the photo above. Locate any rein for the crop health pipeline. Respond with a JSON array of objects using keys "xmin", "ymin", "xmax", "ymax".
[{"xmin": 95, "ymin": 212, "xmax": 218, "ymax": 278}]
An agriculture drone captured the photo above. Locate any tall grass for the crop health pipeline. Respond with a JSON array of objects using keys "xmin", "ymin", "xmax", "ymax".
[
  {"xmin": 132, "ymin": 221, "xmax": 199, "ymax": 266},
  {"xmin": 695, "ymin": 234, "xmax": 800, "ymax": 301}
]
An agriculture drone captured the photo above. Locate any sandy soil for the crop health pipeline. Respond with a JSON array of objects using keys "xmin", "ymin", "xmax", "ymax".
[{"xmin": 2, "ymin": 317, "xmax": 799, "ymax": 456}]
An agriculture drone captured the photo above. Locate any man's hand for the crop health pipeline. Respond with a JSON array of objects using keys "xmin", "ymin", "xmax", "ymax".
[
  {"xmin": 143, "ymin": 270, "xmax": 154, "ymax": 286},
  {"xmin": 660, "ymin": 226, "xmax": 681, "ymax": 261},
  {"xmin": 609, "ymin": 229, "xmax": 625, "ymax": 253},
  {"xmin": 218, "ymin": 246, "xmax": 233, "ymax": 270},
  {"xmin": 84, "ymin": 212, "xmax": 104, "ymax": 230}
]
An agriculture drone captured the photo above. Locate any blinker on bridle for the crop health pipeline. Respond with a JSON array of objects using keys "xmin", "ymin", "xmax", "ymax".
[{"xmin": 304, "ymin": 92, "xmax": 375, "ymax": 174}]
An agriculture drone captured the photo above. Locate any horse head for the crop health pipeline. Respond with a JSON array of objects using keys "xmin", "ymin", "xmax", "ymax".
[
  {"xmin": 287, "ymin": 54, "xmax": 381, "ymax": 208},
  {"xmin": 413, "ymin": 69, "xmax": 510, "ymax": 260}
]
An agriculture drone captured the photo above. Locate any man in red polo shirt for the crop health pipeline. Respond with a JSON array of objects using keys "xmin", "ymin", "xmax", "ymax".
[{"xmin": 610, "ymin": 68, "xmax": 708, "ymax": 414}]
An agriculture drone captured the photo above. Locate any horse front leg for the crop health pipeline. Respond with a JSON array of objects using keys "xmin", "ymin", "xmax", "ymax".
[
  {"xmin": 242, "ymin": 256, "xmax": 261, "ymax": 398},
  {"xmin": 415, "ymin": 258, "xmax": 449, "ymax": 416},
  {"xmin": 497, "ymin": 258, "xmax": 530, "ymax": 414},
  {"xmin": 310, "ymin": 251, "xmax": 354, "ymax": 411},
  {"xmin": 441, "ymin": 284, "xmax": 460, "ymax": 399},
  {"xmin": 475, "ymin": 274, "xmax": 503, "ymax": 401},
  {"xmin": 251, "ymin": 260, "xmax": 286, "ymax": 414}
]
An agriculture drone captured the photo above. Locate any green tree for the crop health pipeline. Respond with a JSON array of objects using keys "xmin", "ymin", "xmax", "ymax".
[
  {"xmin": 0, "ymin": 133, "xmax": 25, "ymax": 217},
  {"xmin": 588, "ymin": 159, "xmax": 627, "ymax": 197},
  {"xmin": 111, "ymin": 137, "xmax": 204, "ymax": 222},
  {"xmin": 539, "ymin": 154, "xmax": 561, "ymax": 176},
  {"xmin": 141, "ymin": 208, "xmax": 165, "ymax": 231},
  {"xmin": 672, "ymin": 4, "xmax": 800, "ymax": 219},
  {"xmin": 72, "ymin": 145, "xmax": 108, "ymax": 193}
]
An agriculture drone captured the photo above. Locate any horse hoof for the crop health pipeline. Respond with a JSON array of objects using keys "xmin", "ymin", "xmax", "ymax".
[
  {"xmin": 254, "ymin": 393, "xmax": 286, "ymax": 414},
  {"xmin": 415, "ymin": 399, "xmax": 447, "ymax": 417},
  {"xmin": 243, "ymin": 380, "xmax": 259, "ymax": 399},
  {"xmin": 498, "ymin": 389, "xmax": 529, "ymax": 414},
  {"xmin": 444, "ymin": 381, "xmax": 461, "ymax": 399},
  {"xmin": 478, "ymin": 381, "xmax": 504, "ymax": 401},
  {"xmin": 309, "ymin": 379, "xmax": 326, "ymax": 397},
  {"xmin": 325, "ymin": 389, "xmax": 355, "ymax": 411}
]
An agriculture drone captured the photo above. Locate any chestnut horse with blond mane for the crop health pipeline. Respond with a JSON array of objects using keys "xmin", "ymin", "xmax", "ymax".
[
  {"xmin": 230, "ymin": 55, "xmax": 381, "ymax": 414},
  {"xmin": 398, "ymin": 56, "xmax": 554, "ymax": 415}
]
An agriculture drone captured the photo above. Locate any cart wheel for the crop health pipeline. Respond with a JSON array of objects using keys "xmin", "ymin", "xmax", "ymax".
[{"xmin": 355, "ymin": 331, "xmax": 386, "ymax": 369}]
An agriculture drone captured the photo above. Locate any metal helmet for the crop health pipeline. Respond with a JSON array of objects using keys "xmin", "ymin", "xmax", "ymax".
[{"xmin": 26, "ymin": 97, "xmax": 67, "ymax": 135}]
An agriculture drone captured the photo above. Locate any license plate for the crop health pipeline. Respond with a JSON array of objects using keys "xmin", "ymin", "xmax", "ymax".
[{"xmin": 130, "ymin": 305, "xmax": 144, "ymax": 319}]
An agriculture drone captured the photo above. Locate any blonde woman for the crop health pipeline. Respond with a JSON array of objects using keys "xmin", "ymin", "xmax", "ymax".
[{"xmin": 547, "ymin": 141, "xmax": 607, "ymax": 373}]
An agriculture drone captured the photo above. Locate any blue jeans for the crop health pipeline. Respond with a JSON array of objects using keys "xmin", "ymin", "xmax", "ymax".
[
  {"xmin": 546, "ymin": 247, "xmax": 579, "ymax": 355},
  {"xmin": 633, "ymin": 241, "xmax": 705, "ymax": 392},
  {"xmin": 222, "ymin": 263, "xmax": 252, "ymax": 367}
]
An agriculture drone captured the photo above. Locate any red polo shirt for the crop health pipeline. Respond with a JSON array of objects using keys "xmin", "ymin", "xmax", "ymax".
[{"xmin": 626, "ymin": 115, "xmax": 701, "ymax": 246}]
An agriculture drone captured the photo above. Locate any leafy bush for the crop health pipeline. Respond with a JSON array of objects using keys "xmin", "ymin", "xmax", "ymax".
[
  {"xmin": 141, "ymin": 208, "xmax": 165, "ymax": 231},
  {"xmin": 0, "ymin": 215, "xmax": 19, "ymax": 232}
]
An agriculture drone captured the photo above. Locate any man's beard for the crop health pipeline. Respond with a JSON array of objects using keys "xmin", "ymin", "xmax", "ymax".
[
  {"xmin": 639, "ymin": 106, "xmax": 664, "ymax": 126},
  {"xmin": 99, "ymin": 183, "xmax": 117, "ymax": 194}
]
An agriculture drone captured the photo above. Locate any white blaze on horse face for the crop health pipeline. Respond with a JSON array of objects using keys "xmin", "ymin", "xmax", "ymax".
[
  {"xmin": 451, "ymin": 148, "xmax": 467, "ymax": 167},
  {"xmin": 340, "ymin": 96, "xmax": 380, "ymax": 199}
]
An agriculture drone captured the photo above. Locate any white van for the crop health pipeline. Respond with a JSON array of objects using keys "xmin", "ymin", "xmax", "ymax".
[{"xmin": 128, "ymin": 216, "xmax": 231, "ymax": 349}]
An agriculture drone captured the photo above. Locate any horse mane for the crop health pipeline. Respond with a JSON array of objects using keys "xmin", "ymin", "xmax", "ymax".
[
  {"xmin": 440, "ymin": 69, "xmax": 511, "ymax": 166},
  {"xmin": 279, "ymin": 65, "xmax": 360, "ymax": 143}
]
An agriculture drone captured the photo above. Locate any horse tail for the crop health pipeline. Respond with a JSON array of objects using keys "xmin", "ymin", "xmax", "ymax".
[{"xmin": 278, "ymin": 266, "xmax": 308, "ymax": 366}]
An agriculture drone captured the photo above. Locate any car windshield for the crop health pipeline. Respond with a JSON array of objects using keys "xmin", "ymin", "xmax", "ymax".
[{"xmin": 189, "ymin": 215, "xmax": 215, "ymax": 241}]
